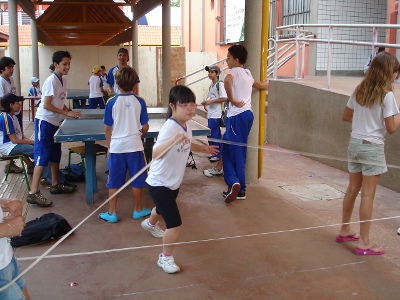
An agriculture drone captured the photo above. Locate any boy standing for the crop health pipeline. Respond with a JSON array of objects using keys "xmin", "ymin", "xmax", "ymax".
[
  {"xmin": 28, "ymin": 77, "xmax": 42, "ymax": 106},
  {"xmin": 99, "ymin": 66, "xmax": 151, "ymax": 222},
  {"xmin": 27, "ymin": 51, "xmax": 81, "ymax": 207},
  {"xmin": 0, "ymin": 57, "xmax": 23, "ymax": 174},
  {"xmin": 88, "ymin": 65, "xmax": 106, "ymax": 109},
  {"xmin": 222, "ymin": 45, "xmax": 268, "ymax": 203},
  {"xmin": 201, "ymin": 65, "xmax": 227, "ymax": 175},
  {"xmin": 107, "ymin": 48, "xmax": 140, "ymax": 96}
]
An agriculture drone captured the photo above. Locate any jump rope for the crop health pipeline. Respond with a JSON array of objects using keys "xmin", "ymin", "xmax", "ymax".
[{"xmin": 1, "ymin": 136, "xmax": 400, "ymax": 291}]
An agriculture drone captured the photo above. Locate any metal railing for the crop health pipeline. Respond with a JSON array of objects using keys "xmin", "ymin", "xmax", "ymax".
[
  {"xmin": 275, "ymin": 23, "xmax": 400, "ymax": 89},
  {"xmin": 175, "ymin": 38, "xmax": 294, "ymax": 86}
]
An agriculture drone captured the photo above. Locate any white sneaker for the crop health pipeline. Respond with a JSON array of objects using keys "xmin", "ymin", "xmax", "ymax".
[
  {"xmin": 157, "ymin": 254, "xmax": 180, "ymax": 274},
  {"xmin": 141, "ymin": 219, "xmax": 164, "ymax": 238},
  {"xmin": 203, "ymin": 167, "xmax": 223, "ymax": 177}
]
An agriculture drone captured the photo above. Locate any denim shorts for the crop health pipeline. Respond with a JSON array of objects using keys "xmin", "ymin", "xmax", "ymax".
[
  {"xmin": 347, "ymin": 138, "xmax": 387, "ymax": 176},
  {"xmin": 0, "ymin": 256, "xmax": 26, "ymax": 300}
]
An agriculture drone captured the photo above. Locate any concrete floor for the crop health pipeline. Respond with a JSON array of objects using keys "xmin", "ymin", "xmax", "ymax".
[{"xmin": 9, "ymin": 78, "xmax": 400, "ymax": 299}]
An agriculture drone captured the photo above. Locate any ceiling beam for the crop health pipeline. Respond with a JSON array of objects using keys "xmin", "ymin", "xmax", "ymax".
[
  {"xmin": 31, "ymin": 1, "xmax": 135, "ymax": 6},
  {"xmin": 132, "ymin": 0, "xmax": 162, "ymax": 20},
  {"xmin": 101, "ymin": 27, "xmax": 133, "ymax": 45},
  {"xmin": 18, "ymin": 0, "xmax": 36, "ymax": 19},
  {"xmin": 37, "ymin": 27, "xmax": 57, "ymax": 45}
]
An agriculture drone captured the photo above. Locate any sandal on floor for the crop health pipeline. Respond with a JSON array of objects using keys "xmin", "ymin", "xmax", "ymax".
[
  {"xmin": 354, "ymin": 244, "xmax": 385, "ymax": 256},
  {"xmin": 335, "ymin": 234, "xmax": 359, "ymax": 243}
]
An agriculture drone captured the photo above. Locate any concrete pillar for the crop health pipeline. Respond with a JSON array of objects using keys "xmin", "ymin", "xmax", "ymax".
[
  {"xmin": 162, "ymin": 0, "xmax": 171, "ymax": 107},
  {"xmin": 8, "ymin": 0, "xmax": 21, "ymax": 95},
  {"xmin": 244, "ymin": 0, "xmax": 263, "ymax": 184},
  {"xmin": 31, "ymin": 18, "xmax": 39, "ymax": 78},
  {"xmin": 131, "ymin": 20, "xmax": 139, "ymax": 72}
]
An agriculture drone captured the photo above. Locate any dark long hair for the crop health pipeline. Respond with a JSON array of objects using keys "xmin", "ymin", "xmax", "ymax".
[{"xmin": 167, "ymin": 85, "xmax": 196, "ymax": 118}]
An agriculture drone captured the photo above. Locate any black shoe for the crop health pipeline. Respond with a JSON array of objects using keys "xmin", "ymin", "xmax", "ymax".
[
  {"xmin": 50, "ymin": 183, "xmax": 76, "ymax": 194},
  {"xmin": 62, "ymin": 181, "xmax": 78, "ymax": 189},
  {"xmin": 223, "ymin": 188, "xmax": 246, "ymax": 200}
]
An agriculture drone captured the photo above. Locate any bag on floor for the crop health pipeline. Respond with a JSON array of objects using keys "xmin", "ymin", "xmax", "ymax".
[
  {"xmin": 10, "ymin": 213, "xmax": 72, "ymax": 248},
  {"xmin": 60, "ymin": 163, "xmax": 85, "ymax": 181}
]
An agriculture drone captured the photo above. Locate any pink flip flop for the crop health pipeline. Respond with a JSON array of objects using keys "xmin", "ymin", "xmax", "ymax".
[
  {"xmin": 354, "ymin": 244, "xmax": 385, "ymax": 256},
  {"xmin": 335, "ymin": 234, "xmax": 359, "ymax": 243}
]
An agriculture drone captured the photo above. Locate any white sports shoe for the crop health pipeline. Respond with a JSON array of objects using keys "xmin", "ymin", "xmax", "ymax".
[
  {"xmin": 141, "ymin": 219, "xmax": 164, "ymax": 238},
  {"xmin": 203, "ymin": 167, "xmax": 223, "ymax": 177},
  {"xmin": 157, "ymin": 254, "xmax": 180, "ymax": 274}
]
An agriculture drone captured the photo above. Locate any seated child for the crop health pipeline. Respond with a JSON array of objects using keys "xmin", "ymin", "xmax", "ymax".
[{"xmin": 0, "ymin": 93, "xmax": 34, "ymax": 173}]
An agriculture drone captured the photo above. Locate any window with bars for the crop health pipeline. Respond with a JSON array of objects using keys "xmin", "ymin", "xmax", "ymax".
[{"xmin": 282, "ymin": 0, "xmax": 311, "ymax": 26}]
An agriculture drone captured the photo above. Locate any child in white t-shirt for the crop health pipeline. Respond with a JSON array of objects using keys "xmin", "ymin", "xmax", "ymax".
[
  {"xmin": 88, "ymin": 65, "xmax": 106, "ymax": 109},
  {"xmin": 201, "ymin": 65, "xmax": 227, "ymax": 177},
  {"xmin": 338, "ymin": 52, "xmax": 400, "ymax": 256},
  {"xmin": 141, "ymin": 85, "xmax": 218, "ymax": 274},
  {"xmin": 99, "ymin": 66, "xmax": 151, "ymax": 223}
]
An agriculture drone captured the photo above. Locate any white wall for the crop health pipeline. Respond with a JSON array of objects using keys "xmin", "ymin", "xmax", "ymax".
[{"xmin": 10, "ymin": 46, "xmax": 216, "ymax": 109}]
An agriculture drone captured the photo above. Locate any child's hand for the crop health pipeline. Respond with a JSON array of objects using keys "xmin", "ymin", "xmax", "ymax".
[
  {"xmin": 204, "ymin": 145, "xmax": 219, "ymax": 156},
  {"xmin": 67, "ymin": 110, "xmax": 81, "ymax": 119},
  {"xmin": 231, "ymin": 98, "xmax": 245, "ymax": 108},
  {"xmin": 1, "ymin": 200, "xmax": 22, "ymax": 217}
]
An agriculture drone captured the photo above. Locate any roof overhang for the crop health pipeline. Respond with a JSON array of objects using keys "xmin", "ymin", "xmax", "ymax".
[{"xmin": 17, "ymin": 0, "xmax": 162, "ymax": 46}]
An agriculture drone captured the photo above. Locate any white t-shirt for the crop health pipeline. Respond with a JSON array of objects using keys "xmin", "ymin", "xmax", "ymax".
[
  {"xmin": 0, "ymin": 76, "xmax": 16, "ymax": 96},
  {"xmin": 88, "ymin": 75, "xmax": 104, "ymax": 98},
  {"xmin": 0, "ymin": 208, "xmax": 13, "ymax": 270},
  {"xmin": 35, "ymin": 73, "xmax": 68, "ymax": 126},
  {"xmin": 207, "ymin": 80, "xmax": 228, "ymax": 119},
  {"xmin": 104, "ymin": 94, "xmax": 149, "ymax": 153},
  {"xmin": 146, "ymin": 119, "xmax": 192, "ymax": 190},
  {"xmin": 0, "ymin": 113, "xmax": 21, "ymax": 155},
  {"xmin": 226, "ymin": 67, "xmax": 254, "ymax": 118},
  {"xmin": 347, "ymin": 91, "xmax": 399, "ymax": 144}
]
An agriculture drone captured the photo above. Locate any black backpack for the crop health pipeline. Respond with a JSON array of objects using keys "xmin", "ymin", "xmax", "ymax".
[
  {"xmin": 60, "ymin": 163, "xmax": 85, "ymax": 181},
  {"xmin": 11, "ymin": 213, "xmax": 72, "ymax": 248}
]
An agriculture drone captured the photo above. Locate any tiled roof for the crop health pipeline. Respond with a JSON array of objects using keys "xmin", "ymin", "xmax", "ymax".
[
  {"xmin": 138, "ymin": 26, "xmax": 181, "ymax": 46},
  {"xmin": 0, "ymin": 25, "xmax": 31, "ymax": 46},
  {"xmin": 0, "ymin": 25, "xmax": 181, "ymax": 46}
]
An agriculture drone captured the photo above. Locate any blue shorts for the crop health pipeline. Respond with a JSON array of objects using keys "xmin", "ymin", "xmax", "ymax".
[
  {"xmin": 348, "ymin": 138, "xmax": 387, "ymax": 176},
  {"xmin": 88, "ymin": 97, "xmax": 105, "ymax": 109},
  {"xmin": 0, "ymin": 256, "xmax": 26, "ymax": 300},
  {"xmin": 9, "ymin": 144, "xmax": 34, "ymax": 159},
  {"xmin": 106, "ymin": 152, "xmax": 147, "ymax": 188},
  {"xmin": 34, "ymin": 119, "xmax": 61, "ymax": 166}
]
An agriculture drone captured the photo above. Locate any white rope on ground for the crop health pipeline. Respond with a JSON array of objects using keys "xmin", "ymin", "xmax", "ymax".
[
  {"xmin": 3, "ymin": 136, "xmax": 400, "ymax": 290},
  {"xmin": 16, "ymin": 215, "xmax": 400, "ymax": 261}
]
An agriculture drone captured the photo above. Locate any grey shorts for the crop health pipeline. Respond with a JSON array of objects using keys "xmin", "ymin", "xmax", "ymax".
[{"xmin": 348, "ymin": 138, "xmax": 387, "ymax": 176}]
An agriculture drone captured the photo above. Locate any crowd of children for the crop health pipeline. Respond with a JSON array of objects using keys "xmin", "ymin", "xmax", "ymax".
[{"xmin": 2, "ymin": 44, "xmax": 399, "ymax": 298}]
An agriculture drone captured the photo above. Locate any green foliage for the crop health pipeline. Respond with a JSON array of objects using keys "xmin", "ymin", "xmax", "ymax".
[{"xmin": 171, "ymin": 0, "xmax": 180, "ymax": 7}]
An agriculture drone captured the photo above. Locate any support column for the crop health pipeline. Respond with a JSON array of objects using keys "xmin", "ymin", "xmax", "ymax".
[
  {"xmin": 244, "ymin": 0, "xmax": 263, "ymax": 184},
  {"xmin": 8, "ymin": 0, "xmax": 21, "ymax": 95},
  {"xmin": 162, "ymin": 0, "xmax": 171, "ymax": 107},
  {"xmin": 131, "ymin": 20, "xmax": 139, "ymax": 72},
  {"xmin": 31, "ymin": 18, "xmax": 39, "ymax": 78}
]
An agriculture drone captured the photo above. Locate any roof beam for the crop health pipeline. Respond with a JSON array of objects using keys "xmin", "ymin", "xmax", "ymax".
[
  {"xmin": 133, "ymin": 0, "xmax": 162, "ymax": 20},
  {"xmin": 18, "ymin": 0, "xmax": 36, "ymax": 19},
  {"xmin": 37, "ymin": 27, "xmax": 57, "ymax": 45},
  {"xmin": 101, "ymin": 27, "xmax": 133, "ymax": 45},
  {"xmin": 31, "ymin": 1, "xmax": 135, "ymax": 6}
]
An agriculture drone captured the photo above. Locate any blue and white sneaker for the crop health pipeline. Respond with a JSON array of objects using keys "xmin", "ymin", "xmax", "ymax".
[
  {"xmin": 99, "ymin": 212, "xmax": 118, "ymax": 223},
  {"xmin": 133, "ymin": 208, "xmax": 152, "ymax": 220}
]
